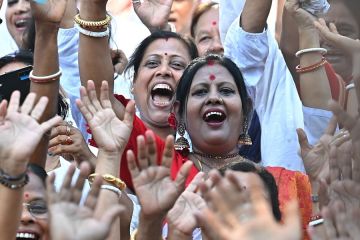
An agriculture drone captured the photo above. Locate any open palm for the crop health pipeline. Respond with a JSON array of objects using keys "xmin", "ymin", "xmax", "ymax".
[
  {"xmin": 0, "ymin": 92, "xmax": 61, "ymax": 166},
  {"xmin": 167, "ymin": 172, "xmax": 206, "ymax": 235},
  {"xmin": 127, "ymin": 132, "xmax": 192, "ymax": 217},
  {"xmin": 77, "ymin": 80, "xmax": 134, "ymax": 153},
  {"xmin": 134, "ymin": 0, "xmax": 173, "ymax": 29},
  {"xmin": 48, "ymin": 163, "xmax": 122, "ymax": 240}
]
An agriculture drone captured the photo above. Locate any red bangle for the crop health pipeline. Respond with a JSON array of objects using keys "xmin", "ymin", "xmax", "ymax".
[{"xmin": 296, "ymin": 57, "xmax": 327, "ymax": 73}]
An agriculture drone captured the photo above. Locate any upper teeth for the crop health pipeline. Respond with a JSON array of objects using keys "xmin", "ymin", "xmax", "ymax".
[
  {"xmin": 206, "ymin": 112, "xmax": 223, "ymax": 118},
  {"xmin": 16, "ymin": 233, "xmax": 35, "ymax": 239},
  {"xmin": 153, "ymin": 83, "xmax": 172, "ymax": 91}
]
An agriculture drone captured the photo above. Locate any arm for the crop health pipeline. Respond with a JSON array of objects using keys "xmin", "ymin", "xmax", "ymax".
[
  {"xmin": 0, "ymin": 92, "xmax": 61, "ymax": 240},
  {"xmin": 77, "ymin": 80, "xmax": 136, "ymax": 240},
  {"xmin": 285, "ymin": 0, "xmax": 331, "ymax": 109},
  {"xmin": 78, "ymin": 0, "xmax": 126, "ymax": 120},
  {"xmin": 222, "ymin": 0, "xmax": 305, "ymax": 171},
  {"xmin": 29, "ymin": 0, "xmax": 67, "ymax": 167},
  {"xmin": 127, "ymin": 132, "xmax": 193, "ymax": 240},
  {"xmin": 240, "ymin": 0, "xmax": 272, "ymax": 33}
]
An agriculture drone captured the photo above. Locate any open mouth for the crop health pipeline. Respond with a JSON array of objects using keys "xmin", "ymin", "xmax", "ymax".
[
  {"xmin": 16, "ymin": 232, "xmax": 40, "ymax": 240},
  {"xmin": 151, "ymin": 83, "xmax": 174, "ymax": 107},
  {"xmin": 168, "ymin": 17, "xmax": 176, "ymax": 23},
  {"xmin": 14, "ymin": 19, "xmax": 29, "ymax": 29},
  {"xmin": 203, "ymin": 110, "xmax": 226, "ymax": 123}
]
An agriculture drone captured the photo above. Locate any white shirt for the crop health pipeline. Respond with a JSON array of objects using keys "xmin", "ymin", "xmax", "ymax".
[{"xmin": 224, "ymin": 18, "xmax": 305, "ymax": 172}]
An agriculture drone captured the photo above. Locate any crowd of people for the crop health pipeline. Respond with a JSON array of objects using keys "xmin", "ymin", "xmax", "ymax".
[{"xmin": 0, "ymin": 0, "xmax": 360, "ymax": 239}]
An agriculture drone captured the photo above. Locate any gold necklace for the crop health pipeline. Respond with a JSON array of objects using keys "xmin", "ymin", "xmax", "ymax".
[{"xmin": 191, "ymin": 153, "xmax": 246, "ymax": 172}]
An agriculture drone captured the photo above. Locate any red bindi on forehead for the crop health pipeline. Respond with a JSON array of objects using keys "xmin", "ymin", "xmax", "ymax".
[
  {"xmin": 24, "ymin": 193, "xmax": 30, "ymax": 199},
  {"xmin": 209, "ymin": 74, "xmax": 216, "ymax": 81},
  {"xmin": 211, "ymin": 21, "xmax": 217, "ymax": 26}
]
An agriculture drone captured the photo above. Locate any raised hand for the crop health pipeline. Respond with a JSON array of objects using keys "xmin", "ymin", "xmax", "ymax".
[
  {"xmin": 47, "ymin": 162, "xmax": 123, "ymax": 240},
  {"xmin": 167, "ymin": 172, "xmax": 207, "ymax": 237},
  {"xmin": 285, "ymin": 0, "xmax": 317, "ymax": 30},
  {"xmin": 127, "ymin": 131, "xmax": 193, "ymax": 217},
  {"xmin": 196, "ymin": 173, "xmax": 302, "ymax": 240},
  {"xmin": 329, "ymin": 100, "xmax": 360, "ymax": 181},
  {"xmin": 296, "ymin": 117, "xmax": 350, "ymax": 182},
  {"xmin": 76, "ymin": 80, "xmax": 135, "ymax": 153},
  {"xmin": 30, "ymin": 0, "xmax": 68, "ymax": 25},
  {"xmin": 133, "ymin": 0, "xmax": 173, "ymax": 31},
  {"xmin": 0, "ymin": 91, "xmax": 61, "ymax": 175},
  {"xmin": 309, "ymin": 201, "xmax": 360, "ymax": 240}
]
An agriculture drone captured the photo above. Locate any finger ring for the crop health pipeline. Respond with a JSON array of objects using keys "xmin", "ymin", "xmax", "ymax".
[
  {"xmin": 66, "ymin": 126, "xmax": 71, "ymax": 136},
  {"xmin": 65, "ymin": 136, "xmax": 73, "ymax": 145}
]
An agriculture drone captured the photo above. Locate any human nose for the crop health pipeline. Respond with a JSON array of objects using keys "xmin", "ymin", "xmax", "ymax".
[
  {"xmin": 20, "ymin": 205, "xmax": 35, "ymax": 224},
  {"xmin": 15, "ymin": 0, "xmax": 30, "ymax": 14},
  {"xmin": 206, "ymin": 89, "xmax": 223, "ymax": 105},
  {"xmin": 155, "ymin": 62, "xmax": 173, "ymax": 78},
  {"xmin": 209, "ymin": 37, "xmax": 224, "ymax": 55}
]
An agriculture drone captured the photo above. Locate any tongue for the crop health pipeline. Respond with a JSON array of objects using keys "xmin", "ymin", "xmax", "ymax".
[{"xmin": 153, "ymin": 94, "xmax": 171, "ymax": 103}]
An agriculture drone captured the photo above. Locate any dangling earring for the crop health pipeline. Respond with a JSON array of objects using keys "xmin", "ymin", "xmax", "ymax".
[
  {"xmin": 238, "ymin": 117, "xmax": 252, "ymax": 146},
  {"xmin": 174, "ymin": 121, "xmax": 190, "ymax": 156}
]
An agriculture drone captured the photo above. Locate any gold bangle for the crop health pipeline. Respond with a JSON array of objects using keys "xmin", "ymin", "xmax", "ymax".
[
  {"xmin": 130, "ymin": 228, "xmax": 138, "ymax": 240},
  {"xmin": 74, "ymin": 14, "xmax": 111, "ymax": 30},
  {"xmin": 88, "ymin": 173, "xmax": 126, "ymax": 191}
]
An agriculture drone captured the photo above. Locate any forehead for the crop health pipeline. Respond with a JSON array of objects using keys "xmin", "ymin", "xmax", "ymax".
[
  {"xmin": 191, "ymin": 63, "xmax": 235, "ymax": 85},
  {"xmin": 24, "ymin": 172, "xmax": 46, "ymax": 200},
  {"xmin": 195, "ymin": 7, "xmax": 219, "ymax": 33},
  {"xmin": 143, "ymin": 38, "xmax": 191, "ymax": 60}
]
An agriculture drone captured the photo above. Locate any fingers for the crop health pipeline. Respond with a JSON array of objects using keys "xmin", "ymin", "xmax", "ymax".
[
  {"xmin": 46, "ymin": 172, "xmax": 57, "ymax": 204},
  {"xmin": 30, "ymin": 96, "xmax": 49, "ymax": 121},
  {"xmin": 85, "ymin": 175, "xmax": 102, "ymax": 210},
  {"xmin": 72, "ymin": 162, "xmax": 91, "ymax": 204},
  {"xmin": 59, "ymin": 163, "xmax": 77, "ymax": 201},
  {"xmin": 99, "ymin": 81, "xmax": 112, "ymax": 109},
  {"xmin": 161, "ymin": 135, "xmax": 174, "ymax": 168},
  {"xmin": 7, "ymin": 91, "xmax": 20, "ymax": 113},
  {"xmin": 0, "ymin": 99, "xmax": 8, "ymax": 122},
  {"xmin": 40, "ymin": 115, "xmax": 63, "ymax": 135},
  {"xmin": 136, "ymin": 135, "xmax": 148, "ymax": 170},
  {"xmin": 76, "ymin": 88, "xmax": 93, "ymax": 122},
  {"xmin": 324, "ymin": 117, "xmax": 338, "ymax": 135},
  {"xmin": 127, "ymin": 150, "xmax": 140, "ymax": 179},
  {"xmin": 48, "ymin": 135, "xmax": 74, "ymax": 148},
  {"xmin": 123, "ymin": 100, "xmax": 135, "ymax": 128},
  {"xmin": 20, "ymin": 92, "xmax": 36, "ymax": 115},
  {"xmin": 99, "ymin": 205, "xmax": 124, "ymax": 231},
  {"xmin": 329, "ymin": 145, "xmax": 340, "ymax": 183},
  {"xmin": 88, "ymin": 80, "xmax": 103, "ymax": 112},
  {"xmin": 296, "ymin": 128, "xmax": 312, "ymax": 156},
  {"xmin": 186, "ymin": 172, "xmax": 205, "ymax": 192},
  {"xmin": 174, "ymin": 161, "xmax": 193, "ymax": 193},
  {"xmin": 329, "ymin": 100, "xmax": 357, "ymax": 132},
  {"xmin": 145, "ymin": 130, "xmax": 158, "ymax": 166},
  {"xmin": 282, "ymin": 200, "xmax": 301, "ymax": 236}
]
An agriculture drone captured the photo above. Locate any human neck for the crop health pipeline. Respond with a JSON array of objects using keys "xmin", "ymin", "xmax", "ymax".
[{"xmin": 144, "ymin": 122, "xmax": 175, "ymax": 140}]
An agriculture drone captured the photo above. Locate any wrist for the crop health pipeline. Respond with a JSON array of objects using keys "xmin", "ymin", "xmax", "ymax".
[
  {"xmin": 1, "ymin": 161, "xmax": 28, "ymax": 176},
  {"xmin": 79, "ymin": 2, "xmax": 107, "ymax": 21},
  {"xmin": 137, "ymin": 212, "xmax": 164, "ymax": 240}
]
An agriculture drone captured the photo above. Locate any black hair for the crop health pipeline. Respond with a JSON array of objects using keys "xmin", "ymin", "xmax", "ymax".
[
  {"xmin": 0, "ymin": 50, "xmax": 33, "ymax": 69},
  {"xmin": 191, "ymin": 1, "xmax": 219, "ymax": 37},
  {"xmin": 176, "ymin": 54, "xmax": 251, "ymax": 118},
  {"xmin": 329, "ymin": 0, "xmax": 360, "ymax": 32},
  {"xmin": 28, "ymin": 163, "xmax": 47, "ymax": 187},
  {"xmin": 220, "ymin": 161, "xmax": 282, "ymax": 222},
  {"xmin": 0, "ymin": 50, "xmax": 69, "ymax": 120},
  {"xmin": 125, "ymin": 31, "xmax": 198, "ymax": 80}
]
